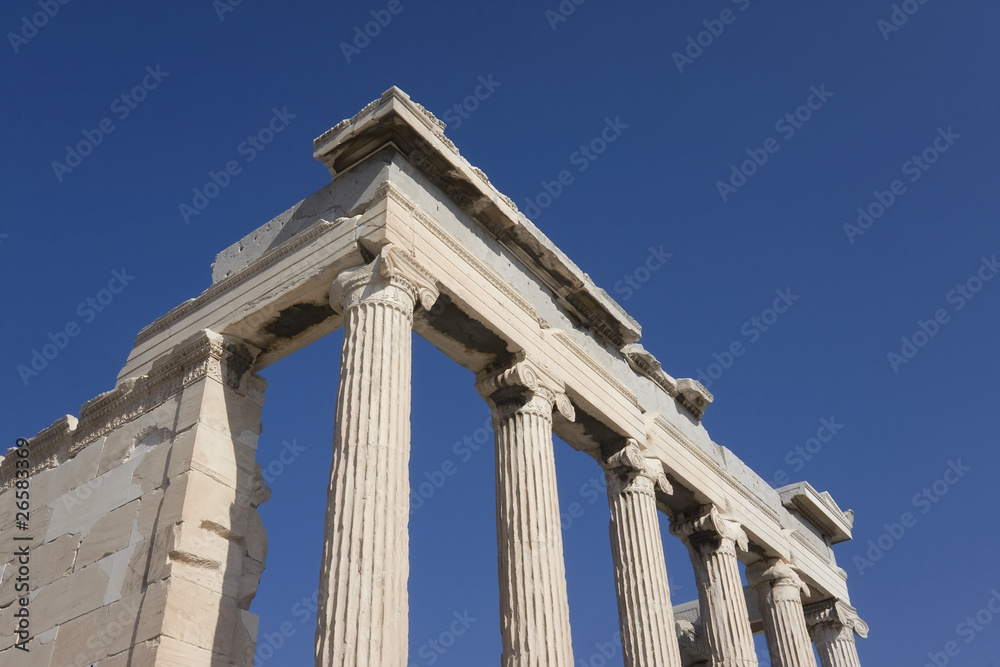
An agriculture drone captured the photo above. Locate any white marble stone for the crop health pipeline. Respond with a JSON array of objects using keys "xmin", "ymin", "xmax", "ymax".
[
  {"xmin": 315, "ymin": 244, "xmax": 437, "ymax": 667},
  {"xmin": 477, "ymin": 354, "xmax": 576, "ymax": 667},
  {"xmin": 671, "ymin": 506, "xmax": 758, "ymax": 667},
  {"xmin": 604, "ymin": 441, "xmax": 684, "ymax": 667}
]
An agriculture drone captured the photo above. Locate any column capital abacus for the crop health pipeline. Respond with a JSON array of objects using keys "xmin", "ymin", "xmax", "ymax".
[
  {"xmin": 604, "ymin": 439, "xmax": 673, "ymax": 498},
  {"xmin": 475, "ymin": 352, "xmax": 575, "ymax": 421},
  {"xmin": 804, "ymin": 599, "xmax": 870, "ymax": 640},
  {"xmin": 329, "ymin": 242, "xmax": 440, "ymax": 313},
  {"xmin": 746, "ymin": 558, "xmax": 810, "ymax": 598},
  {"xmin": 670, "ymin": 504, "xmax": 749, "ymax": 553}
]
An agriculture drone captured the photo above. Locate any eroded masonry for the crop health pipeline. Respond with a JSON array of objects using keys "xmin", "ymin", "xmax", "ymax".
[{"xmin": 0, "ymin": 87, "xmax": 867, "ymax": 666}]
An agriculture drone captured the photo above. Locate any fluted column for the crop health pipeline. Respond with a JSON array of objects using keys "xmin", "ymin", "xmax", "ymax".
[
  {"xmin": 805, "ymin": 600, "xmax": 868, "ymax": 667},
  {"xmin": 315, "ymin": 244, "xmax": 438, "ymax": 667},
  {"xmin": 670, "ymin": 506, "xmax": 757, "ymax": 667},
  {"xmin": 747, "ymin": 559, "xmax": 816, "ymax": 667},
  {"xmin": 604, "ymin": 441, "xmax": 684, "ymax": 667},
  {"xmin": 476, "ymin": 354, "xmax": 576, "ymax": 667}
]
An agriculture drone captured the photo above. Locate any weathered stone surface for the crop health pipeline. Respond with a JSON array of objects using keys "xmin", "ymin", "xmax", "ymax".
[
  {"xmin": 805, "ymin": 599, "xmax": 868, "ymax": 667},
  {"xmin": 30, "ymin": 558, "xmax": 111, "ymax": 633},
  {"xmin": 672, "ymin": 506, "xmax": 758, "ymax": 667},
  {"xmin": 76, "ymin": 498, "xmax": 140, "ymax": 569},
  {"xmin": 747, "ymin": 559, "xmax": 814, "ymax": 667},
  {"xmin": 477, "ymin": 354, "xmax": 576, "ymax": 667},
  {"xmin": 316, "ymin": 245, "xmax": 434, "ymax": 667},
  {"xmin": 605, "ymin": 441, "xmax": 683, "ymax": 667},
  {"xmin": 0, "ymin": 532, "xmax": 78, "ymax": 608},
  {"xmin": 0, "ymin": 89, "xmax": 869, "ymax": 666}
]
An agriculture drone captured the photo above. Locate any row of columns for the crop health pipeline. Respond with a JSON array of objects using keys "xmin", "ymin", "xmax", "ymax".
[{"xmin": 311, "ymin": 246, "xmax": 866, "ymax": 666}]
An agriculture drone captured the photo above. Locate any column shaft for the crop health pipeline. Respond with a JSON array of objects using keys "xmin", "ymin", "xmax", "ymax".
[
  {"xmin": 316, "ymin": 247, "xmax": 435, "ymax": 667},
  {"xmin": 480, "ymin": 357, "xmax": 575, "ymax": 667},
  {"xmin": 672, "ymin": 507, "xmax": 757, "ymax": 667},
  {"xmin": 805, "ymin": 598, "xmax": 868, "ymax": 667},
  {"xmin": 749, "ymin": 560, "xmax": 816, "ymax": 667},
  {"xmin": 813, "ymin": 625, "xmax": 862, "ymax": 667},
  {"xmin": 606, "ymin": 445, "xmax": 683, "ymax": 667}
]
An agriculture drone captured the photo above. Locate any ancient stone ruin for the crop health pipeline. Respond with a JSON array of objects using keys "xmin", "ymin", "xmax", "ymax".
[{"xmin": 0, "ymin": 87, "xmax": 866, "ymax": 666}]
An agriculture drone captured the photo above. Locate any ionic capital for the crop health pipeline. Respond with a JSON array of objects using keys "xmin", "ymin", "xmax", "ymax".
[
  {"xmin": 803, "ymin": 599, "xmax": 870, "ymax": 640},
  {"xmin": 475, "ymin": 352, "xmax": 575, "ymax": 421},
  {"xmin": 670, "ymin": 505, "xmax": 749, "ymax": 553},
  {"xmin": 329, "ymin": 243, "xmax": 440, "ymax": 313},
  {"xmin": 746, "ymin": 558, "xmax": 810, "ymax": 598},
  {"xmin": 604, "ymin": 439, "xmax": 672, "ymax": 498}
]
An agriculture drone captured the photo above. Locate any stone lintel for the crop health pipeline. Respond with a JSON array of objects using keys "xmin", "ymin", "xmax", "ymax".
[
  {"xmin": 778, "ymin": 482, "xmax": 854, "ymax": 544},
  {"xmin": 312, "ymin": 85, "xmax": 642, "ymax": 350}
]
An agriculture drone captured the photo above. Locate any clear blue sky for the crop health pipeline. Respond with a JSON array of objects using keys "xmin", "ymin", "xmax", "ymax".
[{"xmin": 2, "ymin": 1, "xmax": 998, "ymax": 665}]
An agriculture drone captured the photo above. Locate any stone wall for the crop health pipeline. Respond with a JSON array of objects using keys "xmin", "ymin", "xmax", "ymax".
[{"xmin": 0, "ymin": 330, "xmax": 268, "ymax": 665}]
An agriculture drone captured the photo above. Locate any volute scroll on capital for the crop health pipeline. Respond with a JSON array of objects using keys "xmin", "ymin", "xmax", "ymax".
[
  {"xmin": 329, "ymin": 243, "xmax": 440, "ymax": 313},
  {"xmin": 804, "ymin": 599, "xmax": 870, "ymax": 639},
  {"xmin": 604, "ymin": 439, "xmax": 673, "ymax": 495},
  {"xmin": 669, "ymin": 504, "xmax": 749, "ymax": 552},
  {"xmin": 745, "ymin": 558, "xmax": 810, "ymax": 596},
  {"xmin": 475, "ymin": 352, "xmax": 575, "ymax": 421}
]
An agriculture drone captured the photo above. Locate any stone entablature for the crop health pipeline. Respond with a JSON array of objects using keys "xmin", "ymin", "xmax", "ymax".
[{"xmin": 0, "ymin": 87, "xmax": 865, "ymax": 665}]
